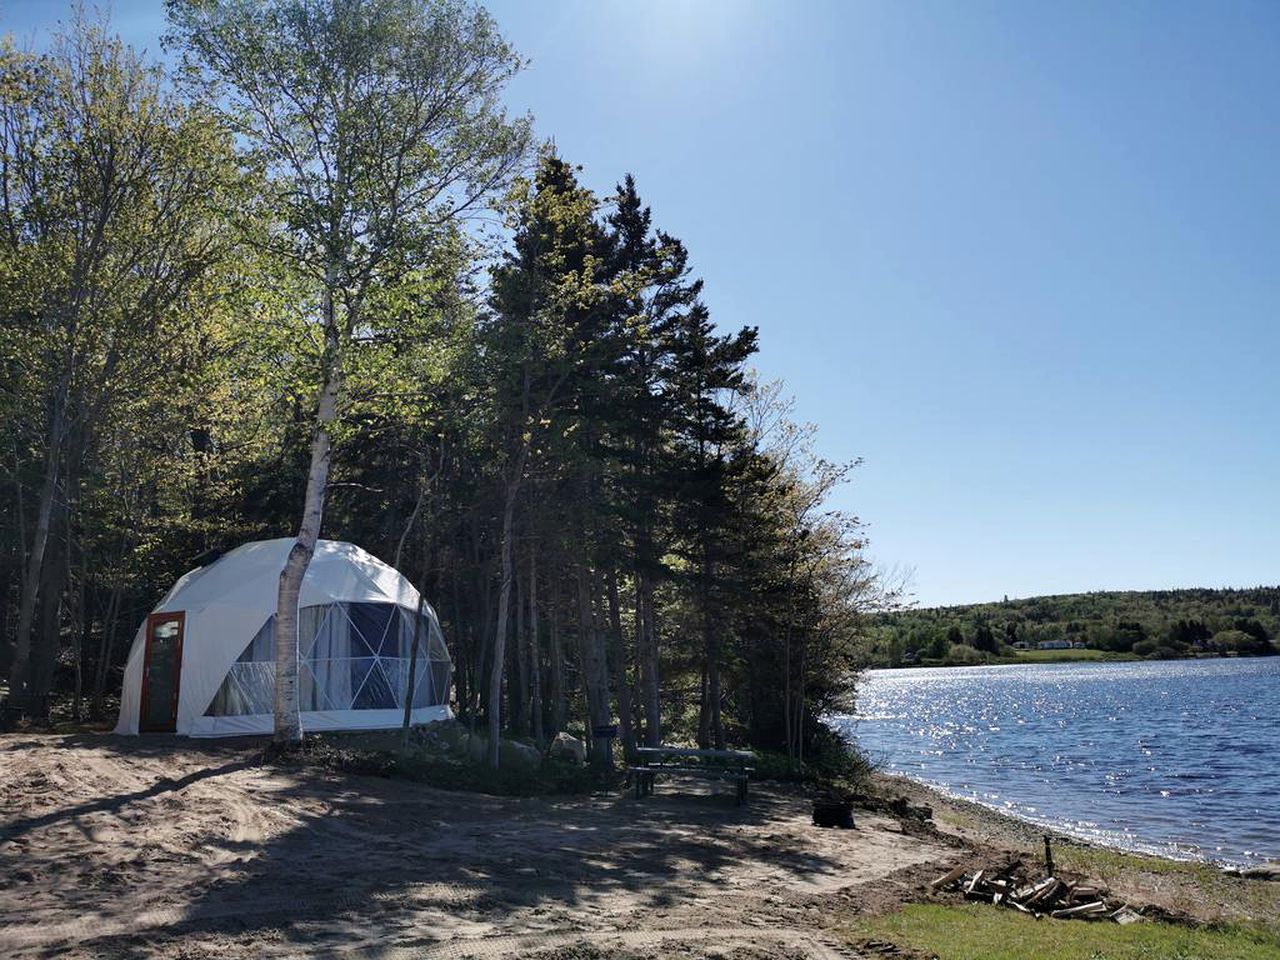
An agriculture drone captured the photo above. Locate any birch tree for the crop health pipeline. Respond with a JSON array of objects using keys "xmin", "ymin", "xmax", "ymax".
[
  {"xmin": 166, "ymin": 0, "xmax": 529, "ymax": 741},
  {"xmin": 0, "ymin": 15, "xmax": 237, "ymax": 711}
]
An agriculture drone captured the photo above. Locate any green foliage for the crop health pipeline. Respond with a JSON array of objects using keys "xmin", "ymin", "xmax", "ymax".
[
  {"xmin": 867, "ymin": 587, "xmax": 1280, "ymax": 667},
  {"xmin": 0, "ymin": 5, "xmax": 888, "ymax": 778},
  {"xmin": 1212, "ymin": 629, "xmax": 1272, "ymax": 657}
]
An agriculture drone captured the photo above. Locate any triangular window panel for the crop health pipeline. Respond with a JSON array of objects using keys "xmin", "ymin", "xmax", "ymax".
[
  {"xmin": 409, "ymin": 660, "xmax": 436, "ymax": 708},
  {"xmin": 347, "ymin": 657, "xmax": 378, "ymax": 706},
  {"xmin": 353, "ymin": 658, "xmax": 397, "ymax": 710},
  {"xmin": 205, "ymin": 662, "xmax": 274, "ymax": 716},
  {"xmin": 348, "ymin": 602, "xmax": 398, "ymax": 656},
  {"xmin": 237, "ymin": 617, "xmax": 275, "ymax": 663},
  {"xmin": 431, "ymin": 663, "xmax": 452, "ymax": 706},
  {"xmin": 301, "ymin": 603, "xmax": 338, "ymax": 660},
  {"xmin": 428, "ymin": 623, "xmax": 449, "ymax": 662},
  {"xmin": 309, "ymin": 657, "xmax": 356, "ymax": 709},
  {"xmin": 340, "ymin": 604, "xmax": 379, "ymax": 658},
  {"xmin": 299, "ymin": 661, "xmax": 342, "ymax": 712},
  {"xmin": 379, "ymin": 657, "xmax": 406, "ymax": 708}
]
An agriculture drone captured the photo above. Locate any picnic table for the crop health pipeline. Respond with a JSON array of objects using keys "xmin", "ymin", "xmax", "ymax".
[{"xmin": 628, "ymin": 745, "xmax": 755, "ymax": 804}]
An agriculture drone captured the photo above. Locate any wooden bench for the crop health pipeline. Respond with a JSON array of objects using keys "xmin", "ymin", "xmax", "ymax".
[{"xmin": 628, "ymin": 746, "xmax": 755, "ymax": 804}]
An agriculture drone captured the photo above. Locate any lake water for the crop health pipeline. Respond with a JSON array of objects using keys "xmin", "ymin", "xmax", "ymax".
[{"xmin": 832, "ymin": 657, "xmax": 1280, "ymax": 866}]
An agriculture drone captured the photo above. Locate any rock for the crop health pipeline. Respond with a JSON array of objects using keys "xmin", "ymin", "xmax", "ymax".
[
  {"xmin": 547, "ymin": 731, "xmax": 587, "ymax": 765},
  {"xmin": 462, "ymin": 733, "xmax": 541, "ymax": 771},
  {"xmin": 1240, "ymin": 862, "xmax": 1280, "ymax": 881},
  {"xmin": 501, "ymin": 738, "xmax": 542, "ymax": 770}
]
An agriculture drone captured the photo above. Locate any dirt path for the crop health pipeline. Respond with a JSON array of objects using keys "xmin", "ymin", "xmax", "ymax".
[{"xmin": 0, "ymin": 735, "xmax": 952, "ymax": 959}]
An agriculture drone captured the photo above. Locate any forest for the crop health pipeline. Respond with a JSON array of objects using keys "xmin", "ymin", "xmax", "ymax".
[
  {"xmin": 0, "ymin": 1, "xmax": 895, "ymax": 767},
  {"xmin": 866, "ymin": 586, "xmax": 1280, "ymax": 668}
]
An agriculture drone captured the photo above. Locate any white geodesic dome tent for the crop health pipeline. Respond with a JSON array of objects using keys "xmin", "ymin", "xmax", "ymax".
[{"xmin": 115, "ymin": 538, "xmax": 452, "ymax": 737}]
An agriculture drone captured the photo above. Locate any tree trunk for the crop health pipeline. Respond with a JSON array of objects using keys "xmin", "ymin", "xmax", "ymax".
[
  {"xmin": 513, "ymin": 545, "xmax": 528, "ymax": 736},
  {"xmin": 9, "ymin": 375, "xmax": 68, "ymax": 705},
  {"xmin": 90, "ymin": 578, "xmax": 123, "ymax": 720},
  {"xmin": 528, "ymin": 548, "xmax": 544, "ymax": 744},
  {"xmin": 472, "ymin": 515, "xmax": 493, "ymax": 724},
  {"xmin": 70, "ymin": 528, "xmax": 84, "ymax": 722},
  {"xmin": 577, "ymin": 562, "xmax": 612, "ymax": 770},
  {"xmin": 400, "ymin": 560, "xmax": 429, "ymax": 753},
  {"xmin": 487, "ymin": 474, "xmax": 520, "ymax": 768},
  {"xmin": 606, "ymin": 571, "xmax": 635, "ymax": 758},
  {"xmin": 640, "ymin": 573, "xmax": 660, "ymax": 746},
  {"xmin": 449, "ymin": 560, "xmax": 467, "ymax": 719},
  {"xmin": 549, "ymin": 582, "xmax": 564, "ymax": 734},
  {"xmin": 274, "ymin": 289, "xmax": 341, "ymax": 744},
  {"xmin": 708, "ymin": 646, "xmax": 724, "ymax": 750},
  {"xmin": 32, "ymin": 501, "xmax": 69, "ymax": 712},
  {"xmin": 781, "ymin": 549, "xmax": 800, "ymax": 765}
]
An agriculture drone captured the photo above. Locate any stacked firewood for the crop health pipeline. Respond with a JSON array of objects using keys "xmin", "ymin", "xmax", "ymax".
[{"xmin": 929, "ymin": 859, "xmax": 1142, "ymax": 924}]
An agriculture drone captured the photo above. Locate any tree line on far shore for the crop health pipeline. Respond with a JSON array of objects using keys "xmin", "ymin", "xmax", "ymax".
[
  {"xmin": 0, "ymin": 1, "xmax": 897, "ymax": 766},
  {"xmin": 865, "ymin": 586, "xmax": 1280, "ymax": 667}
]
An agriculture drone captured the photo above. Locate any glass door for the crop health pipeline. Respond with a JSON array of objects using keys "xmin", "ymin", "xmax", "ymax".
[{"xmin": 140, "ymin": 612, "xmax": 185, "ymax": 732}]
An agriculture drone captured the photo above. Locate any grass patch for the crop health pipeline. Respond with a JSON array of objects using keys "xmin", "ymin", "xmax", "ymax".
[
  {"xmin": 855, "ymin": 904, "xmax": 1280, "ymax": 960},
  {"xmin": 1011, "ymin": 648, "xmax": 1127, "ymax": 663}
]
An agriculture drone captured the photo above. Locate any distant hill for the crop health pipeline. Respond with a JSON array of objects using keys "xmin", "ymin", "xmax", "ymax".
[{"xmin": 865, "ymin": 586, "xmax": 1280, "ymax": 668}]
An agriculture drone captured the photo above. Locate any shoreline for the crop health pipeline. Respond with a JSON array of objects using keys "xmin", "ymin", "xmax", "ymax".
[
  {"xmin": 872, "ymin": 768, "xmax": 1237, "ymax": 868},
  {"xmin": 864, "ymin": 769, "xmax": 1280, "ymax": 931},
  {"xmin": 864, "ymin": 651, "xmax": 1280, "ymax": 671}
]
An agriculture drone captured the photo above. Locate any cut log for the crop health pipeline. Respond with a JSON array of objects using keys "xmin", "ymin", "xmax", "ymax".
[
  {"xmin": 930, "ymin": 864, "xmax": 968, "ymax": 891},
  {"xmin": 965, "ymin": 871, "xmax": 987, "ymax": 895},
  {"xmin": 1051, "ymin": 901, "xmax": 1108, "ymax": 919},
  {"xmin": 1021, "ymin": 877, "xmax": 1059, "ymax": 905}
]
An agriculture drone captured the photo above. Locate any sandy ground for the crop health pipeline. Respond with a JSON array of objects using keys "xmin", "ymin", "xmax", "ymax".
[{"xmin": 0, "ymin": 734, "xmax": 958, "ymax": 960}]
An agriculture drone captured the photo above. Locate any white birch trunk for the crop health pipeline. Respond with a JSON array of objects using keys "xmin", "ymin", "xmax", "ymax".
[{"xmin": 273, "ymin": 285, "xmax": 340, "ymax": 744}]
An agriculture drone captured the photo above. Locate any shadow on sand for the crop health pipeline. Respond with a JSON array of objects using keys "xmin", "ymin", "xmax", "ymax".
[{"xmin": 1, "ymin": 732, "xmax": 845, "ymax": 959}]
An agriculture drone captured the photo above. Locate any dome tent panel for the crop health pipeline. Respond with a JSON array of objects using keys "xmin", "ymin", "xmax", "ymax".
[
  {"xmin": 115, "ymin": 539, "xmax": 452, "ymax": 738},
  {"xmin": 200, "ymin": 601, "xmax": 448, "ymax": 720}
]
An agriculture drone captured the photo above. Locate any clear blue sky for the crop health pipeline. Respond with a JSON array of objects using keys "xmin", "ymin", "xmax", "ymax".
[{"xmin": 6, "ymin": 1, "xmax": 1278, "ymax": 607}]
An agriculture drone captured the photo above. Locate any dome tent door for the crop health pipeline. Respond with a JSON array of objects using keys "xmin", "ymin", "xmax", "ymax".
[{"xmin": 140, "ymin": 612, "xmax": 185, "ymax": 732}]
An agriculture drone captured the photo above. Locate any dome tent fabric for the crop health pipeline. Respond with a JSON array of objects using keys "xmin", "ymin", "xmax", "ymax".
[{"xmin": 115, "ymin": 539, "xmax": 452, "ymax": 737}]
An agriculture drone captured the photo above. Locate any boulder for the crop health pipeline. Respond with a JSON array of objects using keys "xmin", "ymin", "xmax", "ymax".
[
  {"xmin": 501, "ymin": 738, "xmax": 542, "ymax": 771},
  {"xmin": 464, "ymin": 733, "xmax": 541, "ymax": 771},
  {"xmin": 548, "ymin": 731, "xmax": 587, "ymax": 765}
]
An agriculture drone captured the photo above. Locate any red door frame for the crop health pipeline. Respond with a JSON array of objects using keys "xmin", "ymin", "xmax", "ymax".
[{"xmin": 139, "ymin": 611, "xmax": 186, "ymax": 733}]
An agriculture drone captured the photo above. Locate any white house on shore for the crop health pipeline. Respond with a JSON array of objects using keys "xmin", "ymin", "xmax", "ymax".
[{"xmin": 1037, "ymin": 639, "xmax": 1071, "ymax": 650}]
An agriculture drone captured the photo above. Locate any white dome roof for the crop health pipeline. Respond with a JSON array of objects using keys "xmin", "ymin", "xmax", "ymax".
[
  {"xmin": 115, "ymin": 539, "xmax": 451, "ymax": 738},
  {"xmin": 157, "ymin": 538, "xmax": 421, "ymax": 615}
]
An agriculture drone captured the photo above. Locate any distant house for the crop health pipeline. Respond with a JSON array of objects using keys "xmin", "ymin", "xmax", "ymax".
[
  {"xmin": 1071, "ymin": 641, "xmax": 1087, "ymax": 649},
  {"xmin": 1037, "ymin": 639, "xmax": 1071, "ymax": 650},
  {"xmin": 1012, "ymin": 641, "xmax": 1029, "ymax": 650}
]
